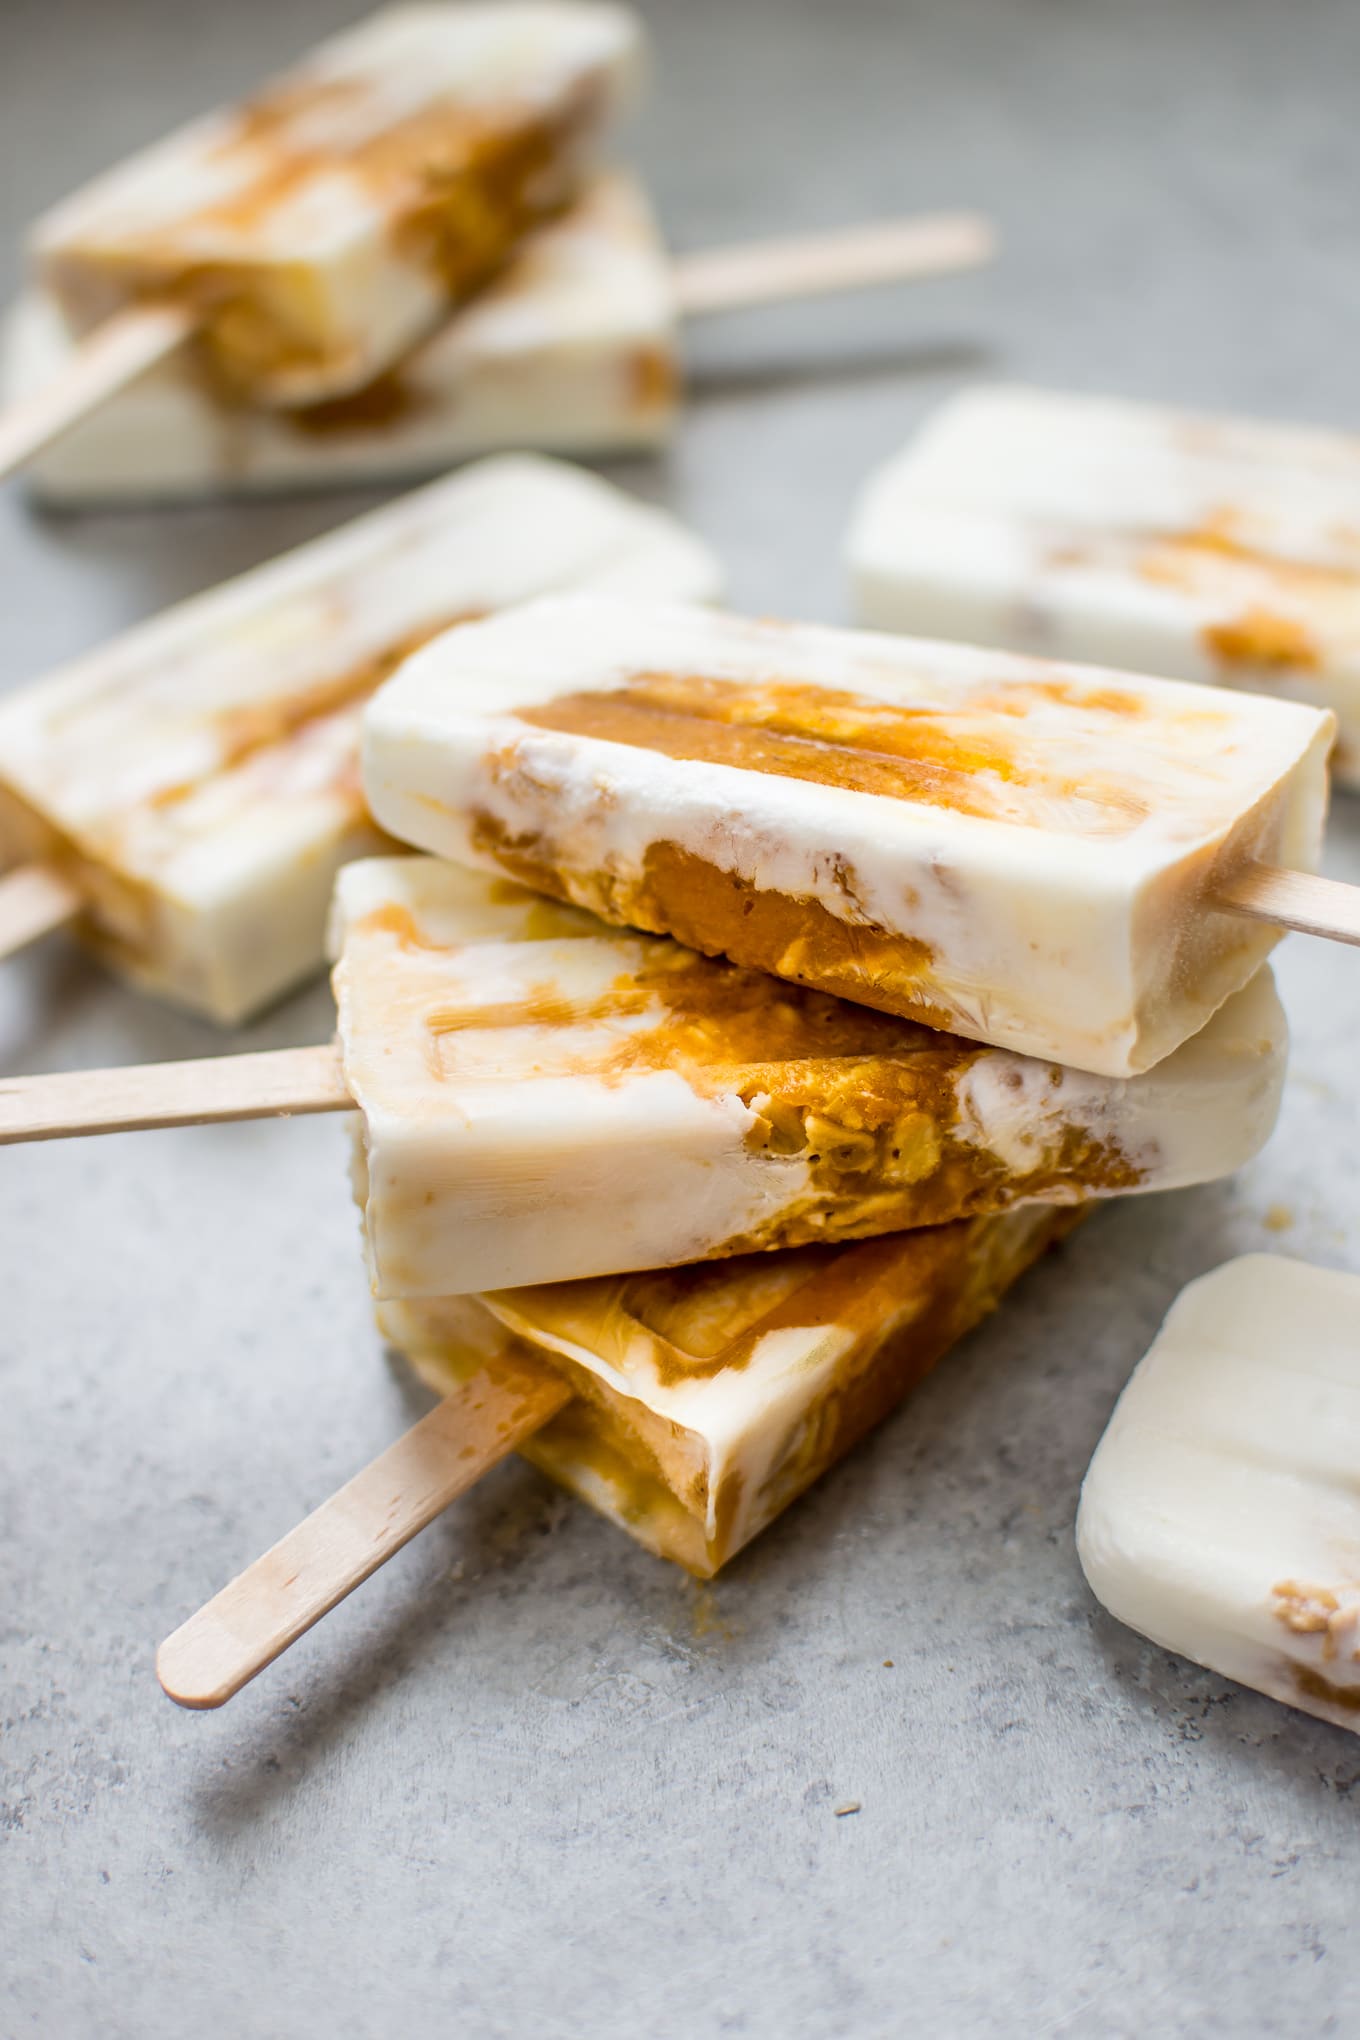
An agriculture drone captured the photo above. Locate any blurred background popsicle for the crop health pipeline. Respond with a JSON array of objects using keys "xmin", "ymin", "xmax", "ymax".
[
  {"xmin": 28, "ymin": 2, "xmax": 642, "ymax": 406},
  {"xmin": 846, "ymin": 385, "xmax": 1360, "ymax": 789},
  {"xmin": 0, "ymin": 457, "xmax": 718, "ymax": 1020},
  {"xmin": 4, "ymin": 172, "xmax": 677, "ymax": 502},
  {"xmin": 3, "ymin": 174, "xmax": 994, "ymax": 504},
  {"xmin": 0, "ymin": 0, "xmax": 996, "ymax": 488}
]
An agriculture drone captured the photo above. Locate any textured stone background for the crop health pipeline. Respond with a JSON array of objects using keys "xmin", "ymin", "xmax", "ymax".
[{"xmin": 3, "ymin": 1, "xmax": 1360, "ymax": 2033}]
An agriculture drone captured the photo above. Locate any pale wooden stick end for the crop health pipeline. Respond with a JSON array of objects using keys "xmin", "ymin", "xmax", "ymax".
[
  {"xmin": 157, "ymin": 1358, "xmax": 572, "ymax": 1709},
  {"xmin": 0, "ymin": 1040, "xmax": 352, "ymax": 1146},
  {"xmin": 0, "ymin": 300, "xmax": 196, "ymax": 480},
  {"xmin": 157, "ymin": 1620, "xmax": 244, "ymax": 1711},
  {"xmin": 1214, "ymin": 863, "xmax": 1360, "ymax": 948},
  {"xmin": 671, "ymin": 209, "xmax": 997, "ymax": 319},
  {"xmin": 0, "ymin": 861, "xmax": 82, "ymax": 962}
]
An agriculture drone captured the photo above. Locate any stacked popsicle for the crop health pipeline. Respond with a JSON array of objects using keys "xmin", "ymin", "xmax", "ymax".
[{"xmin": 312, "ymin": 597, "xmax": 1339, "ymax": 1643}]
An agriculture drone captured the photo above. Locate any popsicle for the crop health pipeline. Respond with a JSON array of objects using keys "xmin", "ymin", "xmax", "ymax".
[
  {"xmin": 158, "ymin": 1199, "xmax": 1080, "ymax": 1704},
  {"xmin": 0, "ymin": 852, "xmax": 1288, "ymax": 1262},
  {"xmin": 2, "ymin": 177, "xmax": 995, "ymax": 506},
  {"xmin": 846, "ymin": 385, "xmax": 1360, "ymax": 788},
  {"xmin": 389, "ymin": 1203, "xmax": 1082, "ymax": 1577},
  {"xmin": 0, "ymin": 457, "xmax": 719, "ymax": 1022},
  {"xmin": 332, "ymin": 855, "xmax": 1287, "ymax": 1295},
  {"xmin": 4, "ymin": 174, "xmax": 677, "ymax": 504},
  {"xmin": 25, "ymin": 3, "xmax": 642, "ymax": 413},
  {"xmin": 1078, "ymin": 1255, "xmax": 1360, "ymax": 1738},
  {"xmin": 359, "ymin": 594, "xmax": 1341, "ymax": 1079}
]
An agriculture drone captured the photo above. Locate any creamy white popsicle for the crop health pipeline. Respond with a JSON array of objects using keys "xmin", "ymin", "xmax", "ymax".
[
  {"xmin": 29, "ymin": 3, "xmax": 642, "ymax": 406},
  {"xmin": 332, "ymin": 855, "xmax": 1287, "ymax": 1298},
  {"xmin": 847, "ymin": 385, "xmax": 1360, "ymax": 786},
  {"xmin": 382, "ymin": 1201, "xmax": 1079, "ymax": 1576},
  {"xmin": 1078, "ymin": 1255, "xmax": 1360, "ymax": 1737},
  {"xmin": 360, "ymin": 595, "xmax": 1333, "ymax": 1078},
  {"xmin": 0, "ymin": 461, "xmax": 718, "ymax": 1022},
  {"xmin": 6, "ymin": 174, "xmax": 676, "ymax": 504}
]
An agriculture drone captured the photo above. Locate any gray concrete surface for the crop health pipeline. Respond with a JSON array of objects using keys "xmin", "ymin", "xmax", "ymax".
[{"xmin": 4, "ymin": 1, "xmax": 1360, "ymax": 2034}]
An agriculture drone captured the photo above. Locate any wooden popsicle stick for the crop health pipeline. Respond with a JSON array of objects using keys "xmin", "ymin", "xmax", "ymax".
[
  {"xmin": 0, "ymin": 1040, "xmax": 350, "ymax": 1145},
  {"xmin": 157, "ymin": 1352, "xmax": 573, "ymax": 1709},
  {"xmin": 1213, "ymin": 864, "xmax": 1360, "ymax": 948},
  {"xmin": 670, "ymin": 210, "xmax": 996, "ymax": 319},
  {"xmin": 0, "ymin": 861, "xmax": 82, "ymax": 959},
  {"xmin": 0, "ymin": 299, "xmax": 196, "ymax": 482}
]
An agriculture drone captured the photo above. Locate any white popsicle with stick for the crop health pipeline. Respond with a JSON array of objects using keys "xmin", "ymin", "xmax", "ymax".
[
  {"xmin": 1, "ymin": 1, "xmax": 645, "ymax": 472},
  {"xmin": 0, "ymin": 455, "xmax": 720, "ymax": 1018},
  {"xmin": 9, "ymin": 583, "xmax": 1356, "ymax": 1038},
  {"xmin": 846, "ymin": 385, "xmax": 1360, "ymax": 790},
  {"xmin": 157, "ymin": 1198, "xmax": 1076, "ymax": 1707},
  {"xmin": 355, "ymin": 596, "xmax": 1355, "ymax": 1076},
  {"xmin": 0, "ymin": 856, "xmax": 1292, "ymax": 1297},
  {"xmin": 0, "ymin": 2, "xmax": 994, "ymax": 485},
  {"xmin": 4, "ymin": 173, "xmax": 995, "ymax": 502}
]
